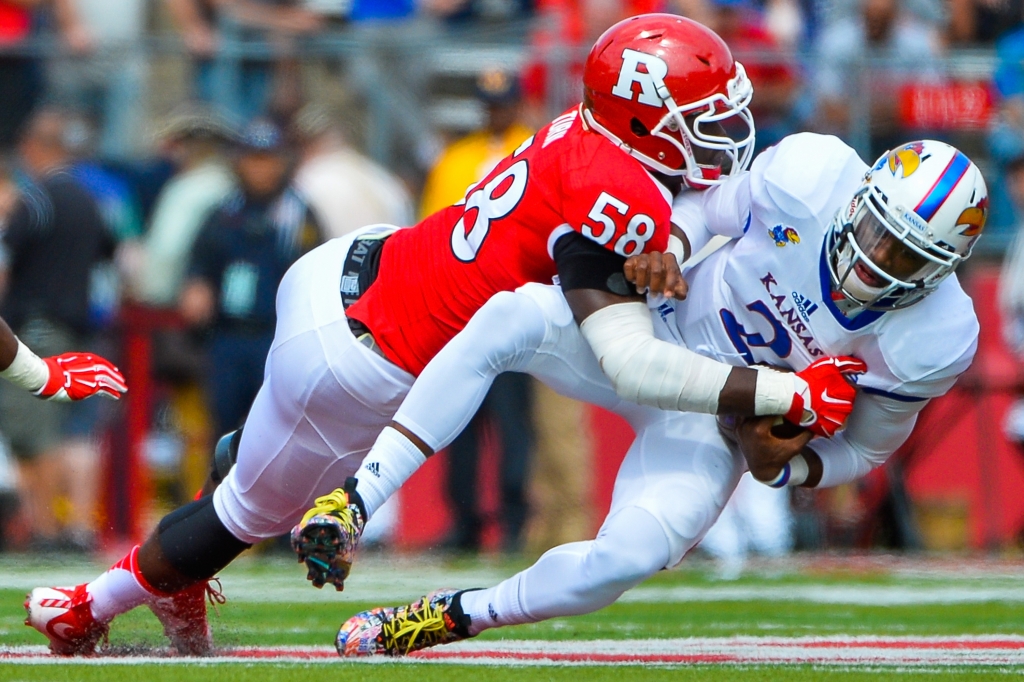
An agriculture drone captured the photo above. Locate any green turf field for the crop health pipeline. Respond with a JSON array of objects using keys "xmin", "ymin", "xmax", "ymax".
[{"xmin": 1, "ymin": 552, "xmax": 1022, "ymax": 680}]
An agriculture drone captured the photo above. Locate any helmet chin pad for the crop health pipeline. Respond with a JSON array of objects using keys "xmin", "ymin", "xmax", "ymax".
[{"xmin": 835, "ymin": 247, "xmax": 888, "ymax": 303}]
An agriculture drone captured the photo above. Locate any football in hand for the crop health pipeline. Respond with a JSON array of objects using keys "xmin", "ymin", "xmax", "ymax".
[{"xmin": 769, "ymin": 415, "xmax": 810, "ymax": 440}]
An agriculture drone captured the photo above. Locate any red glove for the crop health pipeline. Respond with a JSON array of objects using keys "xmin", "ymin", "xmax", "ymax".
[
  {"xmin": 785, "ymin": 356, "xmax": 866, "ymax": 437},
  {"xmin": 36, "ymin": 353, "xmax": 128, "ymax": 402}
]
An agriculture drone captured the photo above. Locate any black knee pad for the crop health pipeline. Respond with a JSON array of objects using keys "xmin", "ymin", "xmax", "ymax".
[{"xmin": 157, "ymin": 495, "xmax": 251, "ymax": 580}]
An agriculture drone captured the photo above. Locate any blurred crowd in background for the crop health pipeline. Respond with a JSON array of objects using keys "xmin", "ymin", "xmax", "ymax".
[{"xmin": 1, "ymin": 0, "xmax": 1024, "ymax": 573}]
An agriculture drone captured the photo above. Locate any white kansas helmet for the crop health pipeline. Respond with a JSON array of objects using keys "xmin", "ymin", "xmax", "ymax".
[{"xmin": 827, "ymin": 140, "xmax": 988, "ymax": 312}]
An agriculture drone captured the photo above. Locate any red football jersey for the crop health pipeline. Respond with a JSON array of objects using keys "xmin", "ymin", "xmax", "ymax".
[{"xmin": 346, "ymin": 106, "xmax": 672, "ymax": 376}]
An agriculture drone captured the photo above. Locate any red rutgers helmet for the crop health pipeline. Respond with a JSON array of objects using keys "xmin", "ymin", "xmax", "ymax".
[{"xmin": 582, "ymin": 14, "xmax": 754, "ymax": 185}]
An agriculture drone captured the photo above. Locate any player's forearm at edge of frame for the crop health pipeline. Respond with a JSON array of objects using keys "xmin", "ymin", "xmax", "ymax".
[
  {"xmin": 0, "ymin": 315, "xmax": 20, "ymax": 370},
  {"xmin": 0, "ymin": 314, "xmax": 128, "ymax": 401}
]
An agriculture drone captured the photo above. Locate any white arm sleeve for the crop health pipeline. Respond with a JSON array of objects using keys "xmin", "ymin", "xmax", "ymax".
[
  {"xmin": 0, "ymin": 339, "xmax": 48, "ymax": 392},
  {"xmin": 396, "ymin": 294, "xmax": 800, "ymax": 452},
  {"xmin": 579, "ymin": 302, "xmax": 796, "ymax": 415},
  {"xmin": 807, "ymin": 391, "xmax": 927, "ymax": 488},
  {"xmin": 670, "ymin": 193, "xmax": 713, "ymax": 261}
]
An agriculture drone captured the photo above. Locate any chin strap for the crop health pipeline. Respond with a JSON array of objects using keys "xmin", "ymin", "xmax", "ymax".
[{"xmin": 582, "ymin": 107, "xmax": 687, "ymax": 179}]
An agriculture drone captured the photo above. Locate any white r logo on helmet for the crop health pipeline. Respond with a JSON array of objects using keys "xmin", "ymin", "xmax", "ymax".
[{"xmin": 611, "ymin": 49, "xmax": 668, "ymax": 107}]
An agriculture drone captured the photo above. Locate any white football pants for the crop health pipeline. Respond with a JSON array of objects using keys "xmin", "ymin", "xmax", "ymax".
[
  {"xmin": 213, "ymin": 226, "xmax": 414, "ymax": 544},
  {"xmin": 459, "ymin": 407, "xmax": 744, "ymax": 632},
  {"xmin": 699, "ymin": 472, "xmax": 794, "ymax": 571}
]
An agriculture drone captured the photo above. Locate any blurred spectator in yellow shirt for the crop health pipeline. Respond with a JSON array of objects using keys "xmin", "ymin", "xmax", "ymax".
[{"xmin": 420, "ymin": 70, "xmax": 533, "ymax": 218}]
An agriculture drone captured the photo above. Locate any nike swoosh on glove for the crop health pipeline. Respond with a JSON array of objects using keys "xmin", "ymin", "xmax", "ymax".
[
  {"xmin": 785, "ymin": 356, "xmax": 866, "ymax": 437},
  {"xmin": 36, "ymin": 353, "xmax": 128, "ymax": 402}
]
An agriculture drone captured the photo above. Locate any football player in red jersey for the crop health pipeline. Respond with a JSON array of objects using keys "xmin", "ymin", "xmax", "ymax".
[{"xmin": 24, "ymin": 15, "xmax": 858, "ymax": 656}]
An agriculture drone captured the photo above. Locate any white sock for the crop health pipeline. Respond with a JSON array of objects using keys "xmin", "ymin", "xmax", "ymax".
[
  {"xmin": 354, "ymin": 426, "xmax": 426, "ymax": 518},
  {"xmin": 459, "ymin": 580, "xmax": 531, "ymax": 635},
  {"xmin": 86, "ymin": 545, "xmax": 161, "ymax": 622}
]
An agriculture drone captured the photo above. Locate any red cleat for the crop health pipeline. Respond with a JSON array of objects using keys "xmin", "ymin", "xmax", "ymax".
[
  {"xmin": 24, "ymin": 584, "xmax": 109, "ymax": 655},
  {"xmin": 148, "ymin": 579, "xmax": 225, "ymax": 656}
]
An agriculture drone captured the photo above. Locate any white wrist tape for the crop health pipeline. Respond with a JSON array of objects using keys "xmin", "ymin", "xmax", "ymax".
[
  {"xmin": 579, "ymin": 302, "xmax": 732, "ymax": 413},
  {"xmin": 0, "ymin": 339, "xmax": 48, "ymax": 393},
  {"xmin": 766, "ymin": 453, "xmax": 810, "ymax": 488},
  {"xmin": 752, "ymin": 366, "xmax": 798, "ymax": 416},
  {"xmin": 666, "ymin": 234, "xmax": 686, "ymax": 267}
]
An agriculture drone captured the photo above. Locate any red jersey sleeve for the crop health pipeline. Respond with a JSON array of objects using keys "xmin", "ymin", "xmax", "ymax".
[{"xmin": 560, "ymin": 141, "xmax": 672, "ymax": 257}]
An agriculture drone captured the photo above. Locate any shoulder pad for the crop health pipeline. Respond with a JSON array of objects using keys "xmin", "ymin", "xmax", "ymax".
[
  {"xmin": 749, "ymin": 133, "xmax": 868, "ymax": 225},
  {"xmin": 876, "ymin": 276, "xmax": 979, "ymax": 396}
]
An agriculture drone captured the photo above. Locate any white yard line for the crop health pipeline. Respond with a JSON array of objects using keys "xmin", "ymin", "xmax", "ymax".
[
  {"xmin": 2, "ymin": 637, "xmax": 1024, "ymax": 666},
  {"xmin": 7, "ymin": 575, "xmax": 1024, "ymax": 606},
  {"xmin": 0, "ymin": 560, "xmax": 514, "ymax": 603}
]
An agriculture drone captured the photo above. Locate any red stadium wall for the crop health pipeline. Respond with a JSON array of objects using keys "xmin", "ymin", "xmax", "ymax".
[{"xmin": 901, "ymin": 265, "xmax": 1024, "ymax": 547}]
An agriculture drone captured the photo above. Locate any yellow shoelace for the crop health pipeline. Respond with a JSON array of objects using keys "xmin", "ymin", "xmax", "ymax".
[
  {"xmin": 299, "ymin": 488, "xmax": 352, "ymax": 526},
  {"xmin": 380, "ymin": 600, "xmax": 450, "ymax": 655}
]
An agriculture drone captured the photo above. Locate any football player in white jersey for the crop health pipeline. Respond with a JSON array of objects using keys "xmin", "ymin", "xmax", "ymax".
[{"xmin": 324, "ymin": 134, "xmax": 986, "ymax": 657}]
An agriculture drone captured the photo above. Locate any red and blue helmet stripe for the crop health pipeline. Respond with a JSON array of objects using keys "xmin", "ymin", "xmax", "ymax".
[{"xmin": 913, "ymin": 151, "xmax": 971, "ymax": 222}]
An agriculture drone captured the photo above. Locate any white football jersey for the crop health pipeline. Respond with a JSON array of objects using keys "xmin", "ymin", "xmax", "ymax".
[{"xmin": 665, "ymin": 132, "xmax": 979, "ymax": 402}]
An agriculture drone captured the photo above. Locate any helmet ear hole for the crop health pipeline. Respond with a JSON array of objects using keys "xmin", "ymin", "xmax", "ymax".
[{"xmin": 630, "ymin": 117, "xmax": 650, "ymax": 137}]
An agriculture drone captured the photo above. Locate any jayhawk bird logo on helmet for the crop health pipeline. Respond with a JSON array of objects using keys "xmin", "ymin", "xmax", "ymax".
[
  {"xmin": 884, "ymin": 142, "xmax": 927, "ymax": 178},
  {"xmin": 956, "ymin": 196, "xmax": 988, "ymax": 238}
]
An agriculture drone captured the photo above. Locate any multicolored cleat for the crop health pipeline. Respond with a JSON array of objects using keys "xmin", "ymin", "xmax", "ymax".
[
  {"xmin": 290, "ymin": 480, "xmax": 365, "ymax": 590},
  {"xmin": 335, "ymin": 589, "xmax": 472, "ymax": 657},
  {"xmin": 24, "ymin": 584, "xmax": 109, "ymax": 655}
]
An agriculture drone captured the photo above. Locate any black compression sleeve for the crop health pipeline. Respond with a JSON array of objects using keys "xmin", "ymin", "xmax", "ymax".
[
  {"xmin": 552, "ymin": 231, "xmax": 632, "ymax": 296},
  {"xmin": 157, "ymin": 496, "xmax": 251, "ymax": 580}
]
